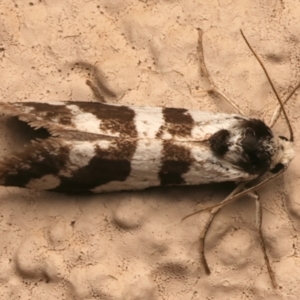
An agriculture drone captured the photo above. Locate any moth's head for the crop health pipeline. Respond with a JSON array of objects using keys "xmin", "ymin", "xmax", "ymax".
[
  {"xmin": 270, "ymin": 135, "xmax": 295, "ymax": 173},
  {"xmin": 209, "ymin": 118, "xmax": 295, "ymax": 176}
]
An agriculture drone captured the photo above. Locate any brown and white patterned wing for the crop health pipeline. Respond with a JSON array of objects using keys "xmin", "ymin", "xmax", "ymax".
[
  {"xmin": 0, "ymin": 101, "xmax": 138, "ymax": 138},
  {"xmin": 0, "ymin": 101, "xmax": 276, "ymax": 192}
]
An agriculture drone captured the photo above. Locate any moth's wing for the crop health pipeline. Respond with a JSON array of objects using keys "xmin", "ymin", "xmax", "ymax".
[
  {"xmin": 0, "ymin": 101, "xmax": 240, "ymax": 140},
  {"xmin": 0, "ymin": 101, "xmax": 142, "ymax": 192},
  {"xmin": 0, "ymin": 103, "xmax": 260, "ymax": 193},
  {"xmin": 1, "ymin": 101, "xmax": 77, "ymax": 133},
  {"xmin": 0, "ymin": 101, "xmax": 138, "ymax": 138},
  {"xmin": 0, "ymin": 137, "xmax": 141, "ymax": 193},
  {"xmin": 0, "ymin": 136, "xmax": 256, "ymax": 193}
]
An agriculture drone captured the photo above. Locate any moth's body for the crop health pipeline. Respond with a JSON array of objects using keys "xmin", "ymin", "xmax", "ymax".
[{"xmin": 0, "ymin": 101, "xmax": 294, "ymax": 193}]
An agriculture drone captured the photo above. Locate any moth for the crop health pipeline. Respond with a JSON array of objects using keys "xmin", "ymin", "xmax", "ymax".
[
  {"xmin": 0, "ymin": 29, "xmax": 298, "ymax": 287},
  {"xmin": 0, "ymin": 100, "xmax": 293, "ymax": 193}
]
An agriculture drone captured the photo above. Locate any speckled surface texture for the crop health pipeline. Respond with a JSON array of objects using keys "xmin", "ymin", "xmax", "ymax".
[{"xmin": 1, "ymin": 0, "xmax": 300, "ymax": 299}]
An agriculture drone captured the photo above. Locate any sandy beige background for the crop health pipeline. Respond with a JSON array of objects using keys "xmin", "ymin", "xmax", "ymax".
[{"xmin": 1, "ymin": 0, "xmax": 300, "ymax": 299}]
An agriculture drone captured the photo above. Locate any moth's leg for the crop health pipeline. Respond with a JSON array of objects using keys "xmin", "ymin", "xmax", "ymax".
[
  {"xmin": 197, "ymin": 28, "xmax": 244, "ymax": 115},
  {"xmin": 199, "ymin": 182, "xmax": 246, "ymax": 274},
  {"xmin": 201, "ymin": 189, "xmax": 278, "ymax": 288},
  {"xmin": 253, "ymin": 191, "xmax": 278, "ymax": 288},
  {"xmin": 182, "ymin": 182, "xmax": 247, "ymax": 273},
  {"xmin": 200, "ymin": 205, "xmax": 221, "ymax": 274},
  {"xmin": 86, "ymin": 79, "xmax": 107, "ymax": 103}
]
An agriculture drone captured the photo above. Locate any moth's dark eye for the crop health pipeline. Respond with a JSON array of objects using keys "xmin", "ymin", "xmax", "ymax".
[
  {"xmin": 245, "ymin": 127, "xmax": 255, "ymax": 137},
  {"xmin": 279, "ymin": 136, "xmax": 288, "ymax": 141},
  {"xmin": 270, "ymin": 163, "xmax": 284, "ymax": 174}
]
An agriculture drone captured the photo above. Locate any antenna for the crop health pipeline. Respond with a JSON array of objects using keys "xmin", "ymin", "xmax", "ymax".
[{"xmin": 240, "ymin": 29, "xmax": 294, "ymax": 142}]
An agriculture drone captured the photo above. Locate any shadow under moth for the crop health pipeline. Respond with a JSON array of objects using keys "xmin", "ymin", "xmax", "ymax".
[{"xmin": 0, "ymin": 29, "xmax": 298, "ymax": 288}]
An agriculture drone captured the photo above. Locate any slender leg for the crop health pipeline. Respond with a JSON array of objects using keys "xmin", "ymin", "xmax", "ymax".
[
  {"xmin": 182, "ymin": 183, "xmax": 247, "ymax": 274},
  {"xmin": 182, "ymin": 181, "xmax": 278, "ymax": 287},
  {"xmin": 197, "ymin": 28, "xmax": 244, "ymax": 115},
  {"xmin": 254, "ymin": 191, "xmax": 278, "ymax": 288},
  {"xmin": 200, "ymin": 182, "xmax": 246, "ymax": 274},
  {"xmin": 200, "ymin": 190, "xmax": 278, "ymax": 287},
  {"xmin": 200, "ymin": 206, "xmax": 221, "ymax": 274}
]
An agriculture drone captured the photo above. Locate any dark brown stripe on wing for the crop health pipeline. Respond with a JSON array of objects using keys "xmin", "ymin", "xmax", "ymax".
[
  {"xmin": 75, "ymin": 102, "xmax": 138, "ymax": 138},
  {"xmin": 157, "ymin": 107, "xmax": 194, "ymax": 138},
  {"xmin": 54, "ymin": 104, "xmax": 138, "ymax": 192},
  {"xmin": 55, "ymin": 139, "xmax": 136, "ymax": 192},
  {"xmin": 23, "ymin": 102, "xmax": 74, "ymax": 126},
  {"xmin": 1, "ymin": 102, "xmax": 139, "ymax": 193},
  {"xmin": 159, "ymin": 141, "xmax": 193, "ymax": 185},
  {"xmin": 1, "ymin": 140, "xmax": 70, "ymax": 188}
]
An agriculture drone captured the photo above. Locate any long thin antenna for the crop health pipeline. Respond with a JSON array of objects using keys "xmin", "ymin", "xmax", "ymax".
[
  {"xmin": 270, "ymin": 81, "xmax": 300, "ymax": 127},
  {"xmin": 240, "ymin": 29, "xmax": 294, "ymax": 142}
]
